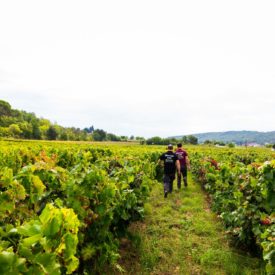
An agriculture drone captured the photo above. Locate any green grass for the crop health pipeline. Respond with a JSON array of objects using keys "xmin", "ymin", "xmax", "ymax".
[{"xmin": 112, "ymin": 175, "xmax": 264, "ymax": 274}]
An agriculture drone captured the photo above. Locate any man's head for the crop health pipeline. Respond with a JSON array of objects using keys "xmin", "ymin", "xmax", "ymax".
[
  {"xmin": 177, "ymin": 143, "xmax": 182, "ymax": 148},
  {"xmin": 167, "ymin": 144, "xmax": 173, "ymax": 150}
]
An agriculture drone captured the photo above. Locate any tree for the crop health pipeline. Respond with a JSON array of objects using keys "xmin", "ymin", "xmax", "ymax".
[
  {"xmin": 214, "ymin": 140, "xmax": 225, "ymax": 146},
  {"xmin": 107, "ymin": 133, "xmax": 121, "ymax": 141},
  {"xmin": 162, "ymin": 138, "xmax": 172, "ymax": 145},
  {"xmin": 187, "ymin": 135, "xmax": 198, "ymax": 145},
  {"xmin": 46, "ymin": 126, "xmax": 58, "ymax": 140},
  {"xmin": 83, "ymin": 126, "xmax": 94, "ymax": 134},
  {"xmin": 181, "ymin": 136, "xmax": 188, "ymax": 144},
  {"xmin": 0, "ymin": 127, "xmax": 9, "ymax": 137},
  {"xmin": 79, "ymin": 131, "xmax": 88, "ymax": 141},
  {"xmin": 136, "ymin": 136, "xmax": 145, "ymax": 144},
  {"xmin": 60, "ymin": 131, "xmax": 68, "ymax": 141},
  {"xmin": 18, "ymin": 122, "xmax": 33, "ymax": 139},
  {"xmin": 8, "ymin": 124, "xmax": 22, "ymax": 138},
  {"xmin": 120, "ymin": 136, "xmax": 128, "ymax": 141},
  {"xmin": 0, "ymin": 100, "xmax": 12, "ymax": 116},
  {"xmin": 0, "ymin": 116, "xmax": 16, "ymax": 127},
  {"xmin": 0, "ymin": 100, "xmax": 117, "ymax": 141},
  {"xmin": 146, "ymin": 136, "xmax": 162, "ymax": 145},
  {"xmin": 204, "ymin": 140, "xmax": 212, "ymax": 145},
  {"xmin": 136, "ymin": 136, "xmax": 145, "ymax": 141},
  {"xmin": 92, "ymin": 129, "xmax": 107, "ymax": 141},
  {"xmin": 32, "ymin": 121, "xmax": 41, "ymax": 139},
  {"xmin": 39, "ymin": 119, "xmax": 51, "ymax": 139}
]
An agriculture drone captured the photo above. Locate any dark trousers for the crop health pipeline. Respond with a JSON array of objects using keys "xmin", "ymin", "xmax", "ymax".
[
  {"xmin": 163, "ymin": 174, "xmax": 175, "ymax": 193},
  {"xmin": 177, "ymin": 166, "xmax": 187, "ymax": 188}
]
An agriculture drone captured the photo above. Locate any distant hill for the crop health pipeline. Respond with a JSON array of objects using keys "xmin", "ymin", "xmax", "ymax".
[{"xmin": 173, "ymin": 131, "xmax": 275, "ymax": 145}]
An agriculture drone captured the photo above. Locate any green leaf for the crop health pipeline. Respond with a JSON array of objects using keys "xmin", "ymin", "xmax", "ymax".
[
  {"xmin": 0, "ymin": 251, "xmax": 27, "ymax": 274},
  {"xmin": 18, "ymin": 220, "xmax": 41, "ymax": 237},
  {"xmin": 0, "ymin": 251, "xmax": 15, "ymax": 272},
  {"xmin": 18, "ymin": 244, "xmax": 33, "ymax": 259},
  {"xmin": 0, "ymin": 241, "xmax": 11, "ymax": 252},
  {"xmin": 81, "ymin": 244, "xmax": 96, "ymax": 261},
  {"xmin": 127, "ymin": 175, "xmax": 135, "ymax": 183},
  {"xmin": 0, "ymin": 168, "xmax": 13, "ymax": 186},
  {"xmin": 39, "ymin": 204, "xmax": 52, "ymax": 224},
  {"xmin": 22, "ymin": 234, "xmax": 42, "ymax": 247},
  {"xmin": 43, "ymin": 215, "xmax": 62, "ymax": 237},
  {"xmin": 96, "ymin": 204, "xmax": 106, "ymax": 216},
  {"xmin": 10, "ymin": 180, "xmax": 26, "ymax": 201},
  {"xmin": 34, "ymin": 253, "xmax": 61, "ymax": 275},
  {"xmin": 66, "ymin": 256, "xmax": 79, "ymax": 274},
  {"xmin": 64, "ymin": 233, "xmax": 78, "ymax": 259},
  {"xmin": 263, "ymin": 249, "xmax": 275, "ymax": 262},
  {"xmin": 30, "ymin": 175, "xmax": 46, "ymax": 204}
]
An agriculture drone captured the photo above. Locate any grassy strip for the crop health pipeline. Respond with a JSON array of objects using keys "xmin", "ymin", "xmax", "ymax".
[{"xmin": 114, "ymin": 175, "xmax": 264, "ymax": 274}]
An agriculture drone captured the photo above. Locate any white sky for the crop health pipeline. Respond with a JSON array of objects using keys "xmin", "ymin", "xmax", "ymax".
[{"xmin": 0, "ymin": 1, "xmax": 274, "ymax": 138}]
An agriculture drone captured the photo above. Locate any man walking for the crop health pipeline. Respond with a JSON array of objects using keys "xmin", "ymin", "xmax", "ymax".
[
  {"xmin": 175, "ymin": 143, "xmax": 190, "ymax": 188},
  {"xmin": 159, "ymin": 144, "xmax": 181, "ymax": 198}
]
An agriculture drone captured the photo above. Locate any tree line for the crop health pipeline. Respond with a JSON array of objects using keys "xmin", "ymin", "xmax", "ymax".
[
  {"xmin": 0, "ymin": 100, "xmax": 125, "ymax": 141},
  {"xmin": 0, "ymin": 100, "xmax": 200, "ymax": 144},
  {"xmin": 145, "ymin": 135, "xmax": 198, "ymax": 145}
]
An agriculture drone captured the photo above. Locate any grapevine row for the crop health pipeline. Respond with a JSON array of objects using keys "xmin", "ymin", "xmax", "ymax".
[
  {"xmin": 0, "ymin": 141, "xmax": 159, "ymax": 274},
  {"xmin": 190, "ymin": 147, "xmax": 275, "ymax": 274}
]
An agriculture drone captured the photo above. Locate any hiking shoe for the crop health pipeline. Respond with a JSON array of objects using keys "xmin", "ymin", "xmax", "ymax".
[{"xmin": 164, "ymin": 192, "xmax": 168, "ymax": 198}]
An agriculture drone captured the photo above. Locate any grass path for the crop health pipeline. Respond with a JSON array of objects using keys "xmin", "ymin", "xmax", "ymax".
[{"xmin": 115, "ymin": 175, "xmax": 264, "ymax": 275}]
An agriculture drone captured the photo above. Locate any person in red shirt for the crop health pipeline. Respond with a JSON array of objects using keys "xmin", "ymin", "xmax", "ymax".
[{"xmin": 175, "ymin": 143, "xmax": 190, "ymax": 188}]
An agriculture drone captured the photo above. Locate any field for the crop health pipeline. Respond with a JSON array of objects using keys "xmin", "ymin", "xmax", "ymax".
[{"xmin": 0, "ymin": 140, "xmax": 274, "ymax": 274}]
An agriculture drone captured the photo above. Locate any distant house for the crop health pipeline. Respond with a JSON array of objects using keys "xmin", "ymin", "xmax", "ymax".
[{"xmin": 247, "ymin": 143, "xmax": 262, "ymax": 147}]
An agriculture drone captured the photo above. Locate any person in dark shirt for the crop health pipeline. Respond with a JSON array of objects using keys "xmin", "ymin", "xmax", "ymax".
[
  {"xmin": 175, "ymin": 143, "xmax": 190, "ymax": 188},
  {"xmin": 159, "ymin": 144, "xmax": 181, "ymax": 198}
]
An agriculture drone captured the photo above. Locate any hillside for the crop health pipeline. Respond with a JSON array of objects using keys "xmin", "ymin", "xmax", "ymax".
[
  {"xmin": 173, "ymin": 131, "xmax": 275, "ymax": 145},
  {"xmin": 0, "ymin": 99, "xmax": 124, "ymax": 141}
]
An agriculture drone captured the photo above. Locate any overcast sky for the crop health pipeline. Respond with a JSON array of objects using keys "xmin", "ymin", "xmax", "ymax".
[{"xmin": 0, "ymin": 1, "xmax": 274, "ymax": 137}]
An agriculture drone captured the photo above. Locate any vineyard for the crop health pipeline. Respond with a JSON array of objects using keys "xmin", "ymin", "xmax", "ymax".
[
  {"xmin": 190, "ymin": 147, "xmax": 275, "ymax": 274},
  {"xmin": 0, "ymin": 141, "xmax": 274, "ymax": 274},
  {"xmin": 0, "ymin": 140, "xmax": 160, "ymax": 274}
]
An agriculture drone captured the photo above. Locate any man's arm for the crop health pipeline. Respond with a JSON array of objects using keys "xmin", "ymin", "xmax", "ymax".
[
  {"xmin": 158, "ymin": 153, "xmax": 164, "ymax": 165},
  {"xmin": 176, "ymin": 159, "xmax": 181, "ymax": 175},
  {"xmin": 186, "ymin": 156, "xmax": 191, "ymax": 170}
]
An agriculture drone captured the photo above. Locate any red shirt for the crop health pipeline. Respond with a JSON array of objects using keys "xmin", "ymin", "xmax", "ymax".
[{"xmin": 175, "ymin": 148, "xmax": 188, "ymax": 167}]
